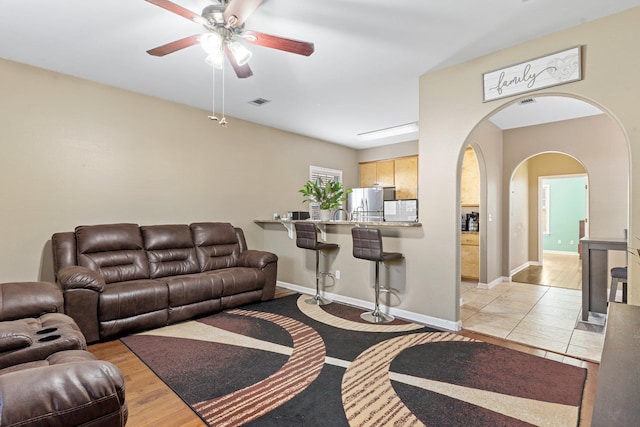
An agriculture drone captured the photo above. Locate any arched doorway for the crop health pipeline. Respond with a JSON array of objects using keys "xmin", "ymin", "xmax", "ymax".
[
  {"xmin": 459, "ymin": 94, "xmax": 629, "ymax": 359},
  {"xmin": 509, "ymin": 152, "xmax": 588, "ymax": 290}
]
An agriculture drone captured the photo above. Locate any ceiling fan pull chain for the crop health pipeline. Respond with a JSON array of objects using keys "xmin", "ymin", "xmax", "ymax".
[
  {"xmin": 220, "ymin": 63, "xmax": 228, "ymax": 127},
  {"xmin": 208, "ymin": 64, "xmax": 219, "ymax": 121}
]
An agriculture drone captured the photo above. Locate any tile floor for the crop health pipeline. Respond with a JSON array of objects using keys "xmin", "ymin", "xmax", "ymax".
[{"xmin": 461, "ymin": 280, "xmax": 606, "ymax": 363}]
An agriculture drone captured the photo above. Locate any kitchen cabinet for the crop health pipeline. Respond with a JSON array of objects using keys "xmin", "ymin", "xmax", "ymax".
[
  {"xmin": 461, "ymin": 232, "xmax": 479, "ymax": 280},
  {"xmin": 359, "ymin": 160, "xmax": 395, "ymax": 187},
  {"xmin": 461, "ymin": 147, "xmax": 479, "ymax": 206},
  {"xmin": 359, "ymin": 162, "xmax": 378, "ymax": 187},
  {"xmin": 394, "ymin": 156, "xmax": 418, "ymax": 199},
  {"xmin": 359, "ymin": 155, "xmax": 418, "ymax": 199}
]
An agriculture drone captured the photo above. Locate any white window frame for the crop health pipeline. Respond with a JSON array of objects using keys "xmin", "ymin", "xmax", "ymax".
[
  {"xmin": 541, "ymin": 183, "xmax": 550, "ymax": 236},
  {"xmin": 309, "ymin": 166, "xmax": 343, "ymax": 186}
]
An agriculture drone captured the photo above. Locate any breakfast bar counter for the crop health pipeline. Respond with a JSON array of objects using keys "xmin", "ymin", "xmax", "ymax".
[{"xmin": 254, "ymin": 219, "xmax": 421, "ymax": 240}]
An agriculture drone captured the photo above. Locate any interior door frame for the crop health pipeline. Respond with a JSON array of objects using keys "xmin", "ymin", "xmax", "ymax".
[{"xmin": 537, "ymin": 173, "xmax": 589, "ymax": 264}]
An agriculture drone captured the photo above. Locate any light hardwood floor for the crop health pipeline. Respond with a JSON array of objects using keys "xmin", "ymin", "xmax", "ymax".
[
  {"xmin": 512, "ymin": 252, "xmax": 582, "ymax": 289},
  {"xmin": 89, "ymin": 286, "xmax": 598, "ymax": 427}
]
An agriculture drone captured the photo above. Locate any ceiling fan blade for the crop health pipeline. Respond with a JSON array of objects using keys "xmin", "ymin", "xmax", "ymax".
[
  {"xmin": 223, "ymin": 0, "xmax": 264, "ymax": 28},
  {"xmin": 243, "ymin": 30, "xmax": 314, "ymax": 56},
  {"xmin": 145, "ymin": 0, "xmax": 206, "ymax": 25},
  {"xmin": 224, "ymin": 45, "xmax": 254, "ymax": 78},
  {"xmin": 147, "ymin": 34, "xmax": 200, "ymax": 56}
]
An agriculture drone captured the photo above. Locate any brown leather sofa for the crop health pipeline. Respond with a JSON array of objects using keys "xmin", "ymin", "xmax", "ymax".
[
  {"xmin": 0, "ymin": 281, "xmax": 127, "ymax": 426},
  {"xmin": 52, "ymin": 222, "xmax": 278, "ymax": 343}
]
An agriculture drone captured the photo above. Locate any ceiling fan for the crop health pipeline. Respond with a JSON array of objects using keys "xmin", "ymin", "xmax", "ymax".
[{"xmin": 145, "ymin": 0, "xmax": 315, "ymax": 78}]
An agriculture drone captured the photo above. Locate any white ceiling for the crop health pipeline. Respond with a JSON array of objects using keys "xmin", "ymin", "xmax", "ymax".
[
  {"xmin": 1, "ymin": 0, "xmax": 637, "ymax": 149},
  {"xmin": 489, "ymin": 96, "xmax": 605, "ymax": 130}
]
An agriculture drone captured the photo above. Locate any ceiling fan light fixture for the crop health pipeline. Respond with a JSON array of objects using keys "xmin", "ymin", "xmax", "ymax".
[
  {"xmin": 200, "ymin": 32, "xmax": 223, "ymax": 54},
  {"xmin": 227, "ymin": 40, "xmax": 252, "ymax": 66},
  {"xmin": 205, "ymin": 51, "xmax": 225, "ymax": 69}
]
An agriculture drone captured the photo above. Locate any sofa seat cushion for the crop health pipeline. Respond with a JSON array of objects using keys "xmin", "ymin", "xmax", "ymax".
[
  {"xmin": 166, "ymin": 273, "xmax": 224, "ymax": 308},
  {"xmin": 0, "ymin": 313, "xmax": 86, "ymax": 369},
  {"xmin": 204, "ymin": 267, "xmax": 264, "ymax": 296},
  {"xmin": 99, "ymin": 279, "xmax": 168, "ymax": 322}
]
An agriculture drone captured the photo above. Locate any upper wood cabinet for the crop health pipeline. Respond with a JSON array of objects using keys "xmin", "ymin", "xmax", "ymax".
[
  {"xmin": 359, "ymin": 155, "xmax": 418, "ymax": 199},
  {"xmin": 376, "ymin": 160, "xmax": 395, "ymax": 187},
  {"xmin": 461, "ymin": 147, "xmax": 479, "ymax": 206},
  {"xmin": 359, "ymin": 162, "xmax": 378, "ymax": 187},
  {"xmin": 394, "ymin": 156, "xmax": 418, "ymax": 199}
]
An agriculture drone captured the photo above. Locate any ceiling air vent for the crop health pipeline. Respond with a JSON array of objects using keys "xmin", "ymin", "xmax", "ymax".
[
  {"xmin": 518, "ymin": 98, "xmax": 536, "ymax": 105},
  {"xmin": 249, "ymin": 98, "xmax": 271, "ymax": 106}
]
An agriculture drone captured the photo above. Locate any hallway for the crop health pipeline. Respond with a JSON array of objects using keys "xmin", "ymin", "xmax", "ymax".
[{"xmin": 461, "ymin": 253, "xmax": 605, "ymax": 363}]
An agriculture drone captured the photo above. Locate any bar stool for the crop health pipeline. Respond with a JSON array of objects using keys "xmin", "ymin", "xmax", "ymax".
[
  {"xmin": 295, "ymin": 222, "xmax": 338, "ymax": 305},
  {"xmin": 609, "ymin": 266, "xmax": 628, "ymax": 303},
  {"xmin": 351, "ymin": 228, "xmax": 403, "ymax": 323}
]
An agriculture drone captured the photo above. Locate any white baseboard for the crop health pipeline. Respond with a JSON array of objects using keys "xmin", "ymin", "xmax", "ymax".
[
  {"xmin": 543, "ymin": 250, "xmax": 579, "ymax": 256},
  {"xmin": 510, "ymin": 261, "xmax": 540, "ymax": 276},
  {"xmin": 276, "ymin": 281, "xmax": 462, "ymax": 332},
  {"xmin": 477, "ymin": 276, "xmax": 509, "ymax": 289}
]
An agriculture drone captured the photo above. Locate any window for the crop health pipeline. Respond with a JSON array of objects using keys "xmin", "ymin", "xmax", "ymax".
[
  {"xmin": 541, "ymin": 184, "xmax": 550, "ymax": 235},
  {"xmin": 309, "ymin": 166, "xmax": 342, "ymax": 185}
]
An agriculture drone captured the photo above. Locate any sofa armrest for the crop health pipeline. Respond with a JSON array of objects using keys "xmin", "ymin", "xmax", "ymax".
[
  {"xmin": 0, "ymin": 350, "xmax": 127, "ymax": 427},
  {"xmin": 0, "ymin": 282, "xmax": 64, "ymax": 321},
  {"xmin": 57, "ymin": 266, "xmax": 105, "ymax": 292},
  {"xmin": 238, "ymin": 250, "xmax": 278, "ymax": 301},
  {"xmin": 237, "ymin": 250, "xmax": 278, "ymax": 270},
  {"xmin": 56, "ymin": 267, "xmax": 104, "ymax": 343}
]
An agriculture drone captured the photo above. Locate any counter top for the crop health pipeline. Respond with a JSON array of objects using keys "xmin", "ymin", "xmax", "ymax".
[
  {"xmin": 592, "ymin": 303, "xmax": 640, "ymax": 425},
  {"xmin": 254, "ymin": 219, "xmax": 421, "ymax": 228}
]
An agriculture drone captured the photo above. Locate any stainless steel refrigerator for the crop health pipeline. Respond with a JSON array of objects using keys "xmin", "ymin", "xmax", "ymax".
[{"xmin": 348, "ymin": 187, "xmax": 394, "ymax": 222}]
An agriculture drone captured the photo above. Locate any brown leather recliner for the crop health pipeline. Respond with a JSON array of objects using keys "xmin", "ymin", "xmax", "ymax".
[
  {"xmin": 0, "ymin": 350, "xmax": 127, "ymax": 427},
  {"xmin": 0, "ymin": 281, "xmax": 86, "ymax": 369},
  {"xmin": 0, "ymin": 281, "xmax": 127, "ymax": 426}
]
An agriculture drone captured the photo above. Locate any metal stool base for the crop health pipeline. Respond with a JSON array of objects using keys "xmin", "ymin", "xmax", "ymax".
[
  {"xmin": 305, "ymin": 294, "xmax": 332, "ymax": 305},
  {"xmin": 361, "ymin": 311, "xmax": 394, "ymax": 323}
]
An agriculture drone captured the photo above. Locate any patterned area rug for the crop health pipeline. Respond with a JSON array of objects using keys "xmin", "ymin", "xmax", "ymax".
[{"xmin": 121, "ymin": 294, "xmax": 586, "ymax": 426}]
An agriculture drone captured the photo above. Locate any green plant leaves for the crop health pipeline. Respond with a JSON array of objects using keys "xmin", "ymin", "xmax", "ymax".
[{"xmin": 299, "ymin": 178, "xmax": 351, "ymax": 210}]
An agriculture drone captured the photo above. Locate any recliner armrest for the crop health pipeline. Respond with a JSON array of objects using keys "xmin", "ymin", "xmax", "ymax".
[
  {"xmin": 237, "ymin": 250, "xmax": 278, "ymax": 270},
  {"xmin": 57, "ymin": 266, "xmax": 105, "ymax": 292},
  {"xmin": 0, "ymin": 282, "xmax": 64, "ymax": 321},
  {"xmin": 0, "ymin": 320, "xmax": 32, "ymax": 353}
]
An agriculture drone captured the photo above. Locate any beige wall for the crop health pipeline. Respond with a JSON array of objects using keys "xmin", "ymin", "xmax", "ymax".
[
  {"xmin": 420, "ymin": 7, "xmax": 640, "ymax": 323},
  {"xmin": 510, "ymin": 163, "xmax": 530, "ymax": 272},
  {"xmin": 356, "ymin": 140, "xmax": 418, "ymax": 163},
  {"xmin": 526, "ymin": 153, "xmax": 586, "ymax": 261},
  {"xmin": 0, "ymin": 58, "xmax": 358, "ymax": 282},
  {"xmin": 503, "ymin": 114, "xmax": 628, "ymax": 251},
  {"xmin": 465, "ymin": 119, "xmax": 504, "ymax": 284}
]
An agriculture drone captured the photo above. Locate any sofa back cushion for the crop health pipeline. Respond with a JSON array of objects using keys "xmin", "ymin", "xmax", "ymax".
[
  {"xmin": 190, "ymin": 223, "xmax": 240, "ymax": 271},
  {"xmin": 51, "ymin": 232, "xmax": 78, "ymax": 275},
  {"xmin": 75, "ymin": 224, "xmax": 150, "ymax": 284},
  {"xmin": 141, "ymin": 225, "xmax": 200, "ymax": 279}
]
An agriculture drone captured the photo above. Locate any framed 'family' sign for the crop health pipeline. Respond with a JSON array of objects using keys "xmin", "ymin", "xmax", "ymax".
[{"xmin": 482, "ymin": 46, "xmax": 582, "ymax": 102}]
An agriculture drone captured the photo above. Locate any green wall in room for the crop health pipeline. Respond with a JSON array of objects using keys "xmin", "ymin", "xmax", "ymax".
[{"xmin": 542, "ymin": 176, "xmax": 586, "ymax": 253}]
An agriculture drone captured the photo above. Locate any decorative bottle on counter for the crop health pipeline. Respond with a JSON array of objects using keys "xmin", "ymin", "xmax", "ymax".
[{"xmin": 309, "ymin": 202, "xmax": 320, "ymax": 221}]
